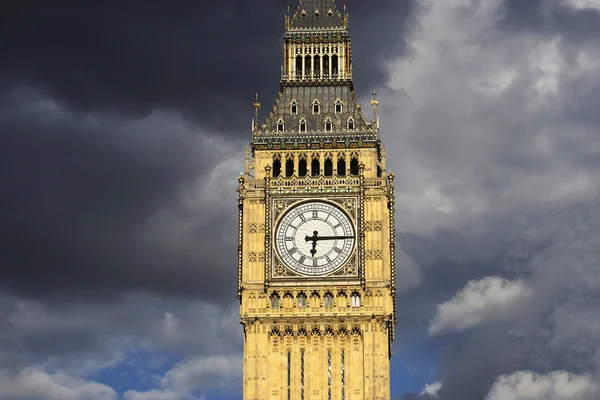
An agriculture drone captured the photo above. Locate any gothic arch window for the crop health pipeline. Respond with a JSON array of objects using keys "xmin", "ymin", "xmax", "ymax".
[
  {"xmin": 295, "ymin": 55, "xmax": 302, "ymax": 77},
  {"xmin": 298, "ymin": 153, "xmax": 308, "ymax": 177},
  {"xmin": 314, "ymin": 55, "xmax": 321, "ymax": 78},
  {"xmin": 297, "ymin": 292, "xmax": 307, "ymax": 308},
  {"xmin": 272, "ymin": 154, "xmax": 282, "ymax": 178},
  {"xmin": 290, "ymin": 101, "xmax": 298, "ymax": 115},
  {"xmin": 304, "ymin": 55, "xmax": 311, "ymax": 76},
  {"xmin": 350, "ymin": 153, "xmax": 359, "ymax": 176},
  {"xmin": 324, "ymin": 154, "xmax": 333, "ymax": 177},
  {"xmin": 313, "ymin": 100, "xmax": 321, "ymax": 115},
  {"xmin": 270, "ymin": 292, "xmax": 280, "ymax": 308},
  {"xmin": 332, "ymin": 54, "xmax": 339, "ymax": 77},
  {"xmin": 351, "ymin": 291, "xmax": 361, "ymax": 308},
  {"xmin": 335, "ymin": 99, "xmax": 343, "ymax": 114},
  {"xmin": 328, "ymin": 9, "xmax": 333, "ymax": 16},
  {"xmin": 299, "ymin": 118, "xmax": 307, "ymax": 132},
  {"xmin": 311, "ymin": 155, "xmax": 320, "ymax": 176},
  {"xmin": 324, "ymin": 292, "xmax": 334, "ymax": 308},
  {"xmin": 324, "ymin": 118, "xmax": 332, "ymax": 132},
  {"xmin": 277, "ymin": 119, "xmax": 284, "ymax": 132},
  {"xmin": 323, "ymin": 55, "xmax": 330, "ymax": 77},
  {"xmin": 285, "ymin": 154, "xmax": 294, "ymax": 177},
  {"xmin": 347, "ymin": 117, "xmax": 355, "ymax": 131},
  {"xmin": 337, "ymin": 154, "xmax": 346, "ymax": 176},
  {"xmin": 283, "ymin": 291, "xmax": 294, "ymax": 308}
]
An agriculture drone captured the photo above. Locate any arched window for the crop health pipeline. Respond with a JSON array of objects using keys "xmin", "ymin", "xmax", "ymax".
[
  {"xmin": 314, "ymin": 55, "xmax": 321, "ymax": 78},
  {"xmin": 324, "ymin": 156, "xmax": 333, "ymax": 176},
  {"xmin": 290, "ymin": 101, "xmax": 298, "ymax": 115},
  {"xmin": 299, "ymin": 118, "xmax": 307, "ymax": 132},
  {"xmin": 313, "ymin": 100, "xmax": 320, "ymax": 115},
  {"xmin": 311, "ymin": 156, "xmax": 320, "ymax": 176},
  {"xmin": 337, "ymin": 156, "xmax": 346, "ymax": 176},
  {"xmin": 324, "ymin": 118, "xmax": 332, "ymax": 132},
  {"xmin": 298, "ymin": 292, "xmax": 307, "ymax": 308},
  {"xmin": 350, "ymin": 155, "xmax": 359, "ymax": 176},
  {"xmin": 332, "ymin": 54, "xmax": 339, "ymax": 77},
  {"xmin": 324, "ymin": 292, "xmax": 334, "ymax": 308},
  {"xmin": 285, "ymin": 156, "xmax": 294, "ymax": 177},
  {"xmin": 273, "ymin": 155, "xmax": 282, "ymax": 177},
  {"xmin": 347, "ymin": 118, "xmax": 355, "ymax": 131},
  {"xmin": 335, "ymin": 100, "xmax": 342, "ymax": 114},
  {"xmin": 295, "ymin": 55, "xmax": 302, "ymax": 77},
  {"xmin": 377, "ymin": 165, "xmax": 383, "ymax": 178},
  {"xmin": 277, "ymin": 119, "xmax": 284, "ymax": 132},
  {"xmin": 304, "ymin": 55, "xmax": 311, "ymax": 77},
  {"xmin": 270, "ymin": 292, "xmax": 280, "ymax": 308},
  {"xmin": 298, "ymin": 154, "xmax": 308, "ymax": 177},
  {"xmin": 351, "ymin": 292, "xmax": 361, "ymax": 308}
]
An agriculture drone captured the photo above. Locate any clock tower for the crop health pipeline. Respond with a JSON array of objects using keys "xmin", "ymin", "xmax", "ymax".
[{"xmin": 237, "ymin": 1, "xmax": 396, "ymax": 399}]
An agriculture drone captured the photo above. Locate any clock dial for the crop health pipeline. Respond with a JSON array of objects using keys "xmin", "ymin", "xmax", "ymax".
[{"xmin": 275, "ymin": 201, "xmax": 355, "ymax": 276}]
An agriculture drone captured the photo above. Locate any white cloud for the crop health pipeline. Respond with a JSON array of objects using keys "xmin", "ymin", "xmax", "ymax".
[
  {"xmin": 124, "ymin": 355, "xmax": 241, "ymax": 400},
  {"xmin": 485, "ymin": 370, "xmax": 600, "ymax": 400},
  {"xmin": 421, "ymin": 381, "xmax": 442, "ymax": 397},
  {"xmin": 0, "ymin": 368, "xmax": 117, "ymax": 400},
  {"xmin": 429, "ymin": 277, "xmax": 532, "ymax": 335},
  {"xmin": 562, "ymin": 0, "xmax": 600, "ymax": 10}
]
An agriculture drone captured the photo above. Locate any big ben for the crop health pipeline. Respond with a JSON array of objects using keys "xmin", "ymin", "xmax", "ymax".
[{"xmin": 237, "ymin": 1, "xmax": 396, "ymax": 399}]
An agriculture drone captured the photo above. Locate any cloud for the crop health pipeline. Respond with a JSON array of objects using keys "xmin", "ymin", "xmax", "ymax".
[
  {"xmin": 0, "ymin": 367, "xmax": 117, "ymax": 400},
  {"xmin": 124, "ymin": 355, "xmax": 241, "ymax": 400},
  {"xmin": 420, "ymin": 381, "xmax": 442, "ymax": 397},
  {"xmin": 429, "ymin": 277, "xmax": 532, "ymax": 335},
  {"xmin": 485, "ymin": 370, "xmax": 600, "ymax": 400},
  {"xmin": 562, "ymin": 0, "xmax": 600, "ymax": 11}
]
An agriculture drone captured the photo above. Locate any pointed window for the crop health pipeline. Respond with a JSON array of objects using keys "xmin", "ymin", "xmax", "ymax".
[
  {"xmin": 290, "ymin": 101, "xmax": 298, "ymax": 115},
  {"xmin": 311, "ymin": 156, "xmax": 320, "ymax": 176},
  {"xmin": 298, "ymin": 292, "xmax": 307, "ymax": 308},
  {"xmin": 273, "ymin": 154, "xmax": 282, "ymax": 178},
  {"xmin": 328, "ymin": 9, "xmax": 333, "ymax": 16},
  {"xmin": 301, "ymin": 9, "xmax": 307, "ymax": 17},
  {"xmin": 277, "ymin": 119, "xmax": 284, "ymax": 132},
  {"xmin": 335, "ymin": 100, "xmax": 342, "ymax": 114},
  {"xmin": 313, "ymin": 100, "xmax": 320, "ymax": 115},
  {"xmin": 351, "ymin": 291, "xmax": 361, "ymax": 308},
  {"xmin": 285, "ymin": 156, "xmax": 294, "ymax": 177},
  {"xmin": 315, "ymin": 8, "xmax": 319, "ymax": 16},
  {"xmin": 325, "ymin": 118, "xmax": 332, "ymax": 132},
  {"xmin": 298, "ymin": 153, "xmax": 308, "ymax": 177},
  {"xmin": 299, "ymin": 118, "xmax": 307, "ymax": 132},
  {"xmin": 270, "ymin": 292, "xmax": 280, "ymax": 308},
  {"xmin": 324, "ymin": 292, "xmax": 334, "ymax": 308},
  {"xmin": 350, "ymin": 154, "xmax": 359, "ymax": 175},
  {"xmin": 337, "ymin": 156, "xmax": 346, "ymax": 176},
  {"xmin": 324, "ymin": 155, "xmax": 333, "ymax": 177},
  {"xmin": 347, "ymin": 118, "xmax": 355, "ymax": 131}
]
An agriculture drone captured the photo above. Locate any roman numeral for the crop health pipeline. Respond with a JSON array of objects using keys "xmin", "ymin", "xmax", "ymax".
[
  {"xmin": 313, "ymin": 258, "xmax": 318, "ymax": 267},
  {"xmin": 326, "ymin": 255, "xmax": 332, "ymax": 263},
  {"xmin": 333, "ymin": 223, "xmax": 341, "ymax": 229},
  {"xmin": 312, "ymin": 210, "xmax": 318, "ymax": 218},
  {"xmin": 285, "ymin": 236, "xmax": 293, "ymax": 241},
  {"xmin": 288, "ymin": 248, "xmax": 298, "ymax": 255},
  {"xmin": 299, "ymin": 214, "xmax": 306, "ymax": 222},
  {"xmin": 333, "ymin": 247, "xmax": 342, "ymax": 253},
  {"xmin": 299, "ymin": 255, "xmax": 306, "ymax": 264}
]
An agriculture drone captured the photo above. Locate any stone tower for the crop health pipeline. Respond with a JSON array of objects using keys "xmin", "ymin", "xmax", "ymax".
[{"xmin": 237, "ymin": 1, "xmax": 396, "ymax": 399}]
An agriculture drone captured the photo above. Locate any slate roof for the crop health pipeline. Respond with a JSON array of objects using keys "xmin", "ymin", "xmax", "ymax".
[{"xmin": 290, "ymin": 0, "xmax": 344, "ymax": 29}]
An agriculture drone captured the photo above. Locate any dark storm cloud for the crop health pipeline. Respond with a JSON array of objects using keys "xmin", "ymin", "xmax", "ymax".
[
  {"xmin": 499, "ymin": 0, "xmax": 600, "ymax": 42},
  {"xmin": 0, "ymin": 0, "xmax": 411, "ymax": 133},
  {"xmin": 0, "ymin": 89, "xmax": 241, "ymax": 301}
]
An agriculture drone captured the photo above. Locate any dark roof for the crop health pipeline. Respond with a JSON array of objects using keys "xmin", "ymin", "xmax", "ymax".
[{"xmin": 290, "ymin": 0, "xmax": 344, "ymax": 29}]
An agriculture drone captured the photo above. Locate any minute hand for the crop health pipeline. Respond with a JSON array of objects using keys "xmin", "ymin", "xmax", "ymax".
[{"xmin": 305, "ymin": 235, "xmax": 355, "ymax": 242}]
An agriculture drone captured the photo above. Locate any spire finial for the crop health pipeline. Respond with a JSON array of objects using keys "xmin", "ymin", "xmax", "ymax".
[
  {"xmin": 371, "ymin": 90, "xmax": 379, "ymax": 126},
  {"xmin": 253, "ymin": 93, "xmax": 261, "ymax": 123}
]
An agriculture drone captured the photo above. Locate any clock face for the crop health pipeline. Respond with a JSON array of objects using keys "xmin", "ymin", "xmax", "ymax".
[{"xmin": 275, "ymin": 201, "xmax": 355, "ymax": 276}]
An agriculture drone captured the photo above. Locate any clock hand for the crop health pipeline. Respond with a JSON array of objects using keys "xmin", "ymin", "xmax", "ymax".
[{"xmin": 305, "ymin": 231, "xmax": 355, "ymax": 257}]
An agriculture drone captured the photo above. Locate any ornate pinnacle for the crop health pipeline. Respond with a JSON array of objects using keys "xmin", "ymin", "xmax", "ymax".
[
  {"xmin": 253, "ymin": 93, "xmax": 261, "ymax": 123},
  {"xmin": 371, "ymin": 90, "xmax": 379, "ymax": 126}
]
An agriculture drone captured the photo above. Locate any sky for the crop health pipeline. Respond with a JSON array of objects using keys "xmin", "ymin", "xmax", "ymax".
[{"xmin": 1, "ymin": 0, "xmax": 600, "ymax": 399}]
